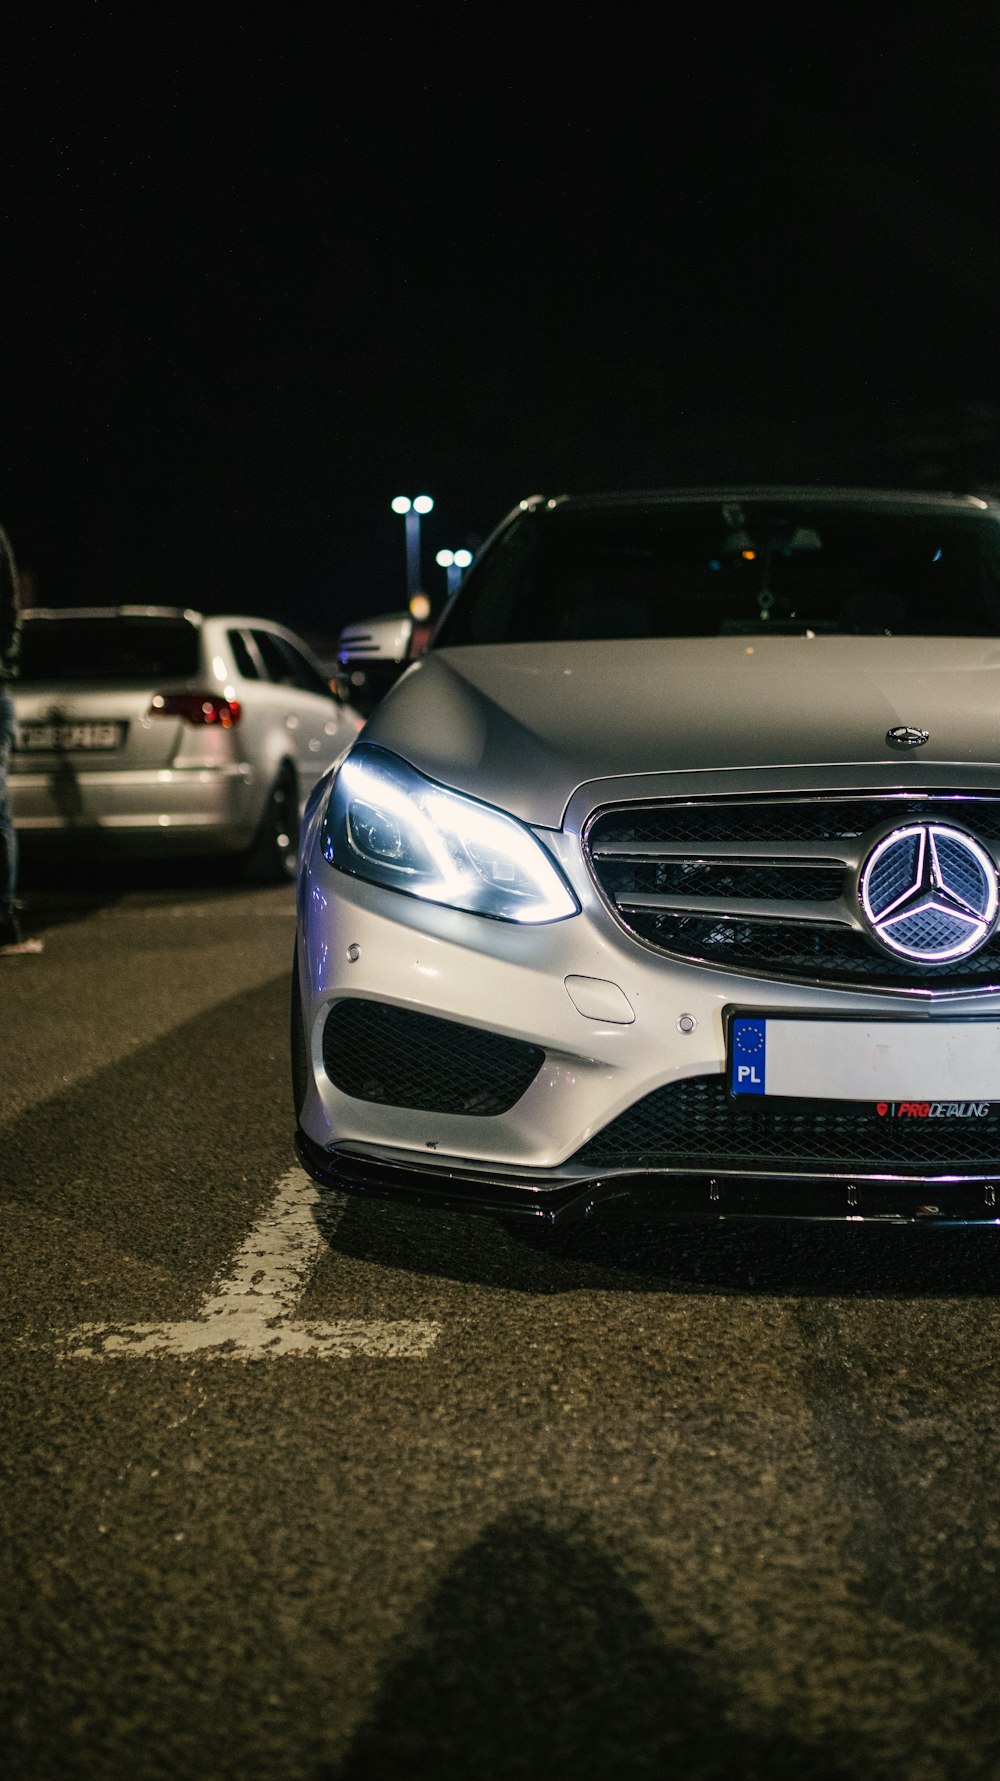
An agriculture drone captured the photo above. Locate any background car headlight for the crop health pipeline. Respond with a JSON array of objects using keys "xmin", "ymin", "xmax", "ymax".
[{"xmin": 321, "ymin": 745, "xmax": 579, "ymax": 923}]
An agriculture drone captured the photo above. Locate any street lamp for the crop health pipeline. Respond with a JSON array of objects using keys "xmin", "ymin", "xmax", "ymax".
[
  {"xmin": 391, "ymin": 494, "xmax": 434, "ymax": 599},
  {"xmin": 435, "ymin": 547, "xmax": 473, "ymax": 596}
]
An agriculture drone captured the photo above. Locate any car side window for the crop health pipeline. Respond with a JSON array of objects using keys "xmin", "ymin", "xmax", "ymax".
[
  {"xmin": 227, "ymin": 629, "xmax": 260, "ymax": 680},
  {"xmin": 274, "ymin": 637, "xmax": 331, "ymax": 698},
  {"xmin": 251, "ymin": 629, "xmax": 297, "ymax": 686},
  {"xmin": 253, "ymin": 628, "xmax": 330, "ymax": 696}
]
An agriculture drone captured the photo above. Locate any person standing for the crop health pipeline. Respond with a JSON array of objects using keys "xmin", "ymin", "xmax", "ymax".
[{"xmin": 0, "ymin": 526, "xmax": 41, "ymax": 954}]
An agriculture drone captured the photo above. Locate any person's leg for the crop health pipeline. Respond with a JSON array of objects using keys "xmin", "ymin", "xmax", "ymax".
[{"xmin": 0, "ymin": 686, "xmax": 22, "ymax": 941}]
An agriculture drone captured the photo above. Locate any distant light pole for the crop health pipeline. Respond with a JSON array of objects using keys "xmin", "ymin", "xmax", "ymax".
[
  {"xmin": 435, "ymin": 547, "xmax": 473, "ymax": 597},
  {"xmin": 391, "ymin": 495, "xmax": 434, "ymax": 600}
]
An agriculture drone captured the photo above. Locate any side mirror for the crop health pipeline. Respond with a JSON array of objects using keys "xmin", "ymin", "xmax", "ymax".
[{"xmin": 334, "ymin": 611, "xmax": 415, "ymax": 717}]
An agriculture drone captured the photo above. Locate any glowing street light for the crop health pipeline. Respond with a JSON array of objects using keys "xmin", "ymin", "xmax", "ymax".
[
  {"xmin": 435, "ymin": 546, "xmax": 473, "ymax": 596},
  {"xmin": 391, "ymin": 494, "xmax": 434, "ymax": 598}
]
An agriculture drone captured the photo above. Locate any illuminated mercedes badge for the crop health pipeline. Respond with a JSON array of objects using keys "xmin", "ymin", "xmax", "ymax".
[{"xmin": 859, "ymin": 824, "xmax": 999, "ymax": 962}]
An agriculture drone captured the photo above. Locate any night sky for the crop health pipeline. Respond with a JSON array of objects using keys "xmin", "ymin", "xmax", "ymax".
[{"xmin": 3, "ymin": 13, "xmax": 999, "ymax": 646}]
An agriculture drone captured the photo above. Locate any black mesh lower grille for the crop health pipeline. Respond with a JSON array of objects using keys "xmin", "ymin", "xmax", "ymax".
[
  {"xmin": 323, "ymin": 1001, "xmax": 544, "ymax": 1115},
  {"xmin": 574, "ymin": 1074, "xmax": 1000, "ymax": 1173}
]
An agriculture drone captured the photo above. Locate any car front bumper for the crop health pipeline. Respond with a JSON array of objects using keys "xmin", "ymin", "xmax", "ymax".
[
  {"xmin": 296, "ymin": 802, "xmax": 1000, "ymax": 1223},
  {"xmin": 295, "ymin": 1127, "xmax": 1000, "ymax": 1228},
  {"xmin": 296, "ymin": 837, "xmax": 751, "ymax": 1172}
]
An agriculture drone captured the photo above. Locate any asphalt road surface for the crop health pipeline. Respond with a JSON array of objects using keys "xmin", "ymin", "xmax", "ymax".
[{"xmin": 3, "ymin": 862, "xmax": 1000, "ymax": 1780}]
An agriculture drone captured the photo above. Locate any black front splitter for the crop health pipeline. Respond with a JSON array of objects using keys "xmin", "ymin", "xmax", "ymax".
[{"xmin": 295, "ymin": 1128, "xmax": 1000, "ymax": 1229}]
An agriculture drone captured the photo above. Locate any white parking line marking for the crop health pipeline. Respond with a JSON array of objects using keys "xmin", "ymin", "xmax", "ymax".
[{"xmin": 64, "ymin": 1167, "xmax": 440, "ymax": 1360}]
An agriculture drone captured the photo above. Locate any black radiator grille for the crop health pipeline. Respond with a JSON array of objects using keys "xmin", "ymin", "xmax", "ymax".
[
  {"xmin": 323, "ymin": 1000, "xmax": 544, "ymax": 1115},
  {"xmin": 598, "ymin": 860, "xmax": 843, "ymax": 902},
  {"xmin": 630, "ymin": 912, "xmax": 1000, "ymax": 990},
  {"xmin": 586, "ymin": 792, "xmax": 1000, "ymax": 992},
  {"xmin": 590, "ymin": 795, "xmax": 1000, "ymax": 848},
  {"xmin": 574, "ymin": 1074, "xmax": 1000, "ymax": 1173}
]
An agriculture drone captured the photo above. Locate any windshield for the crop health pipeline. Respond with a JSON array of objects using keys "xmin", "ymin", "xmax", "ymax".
[
  {"xmin": 435, "ymin": 500, "xmax": 1000, "ymax": 646},
  {"xmin": 19, "ymin": 616, "xmax": 201, "ymax": 683}
]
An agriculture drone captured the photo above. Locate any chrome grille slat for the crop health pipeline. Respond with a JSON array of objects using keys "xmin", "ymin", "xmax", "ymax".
[
  {"xmin": 592, "ymin": 839, "xmax": 853, "ymax": 863},
  {"xmin": 616, "ymin": 892, "xmax": 853, "ymax": 926},
  {"xmin": 585, "ymin": 792, "xmax": 1000, "ymax": 994}
]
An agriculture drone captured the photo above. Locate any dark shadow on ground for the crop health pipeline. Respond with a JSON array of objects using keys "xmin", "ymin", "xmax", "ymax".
[
  {"xmin": 325, "ymin": 1513, "xmax": 849, "ymax": 1781},
  {"xmin": 17, "ymin": 848, "xmax": 270, "ymax": 933},
  {"xmin": 323, "ymin": 1188, "xmax": 1000, "ymax": 1300},
  {"xmin": 1, "ymin": 975, "xmax": 294, "ymax": 1292}
]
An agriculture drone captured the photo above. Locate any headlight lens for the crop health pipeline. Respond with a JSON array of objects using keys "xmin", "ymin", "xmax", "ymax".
[{"xmin": 321, "ymin": 745, "xmax": 579, "ymax": 923}]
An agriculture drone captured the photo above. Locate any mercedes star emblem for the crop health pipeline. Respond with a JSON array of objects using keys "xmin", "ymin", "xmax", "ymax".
[
  {"xmin": 859, "ymin": 823, "xmax": 999, "ymax": 962},
  {"xmin": 886, "ymin": 725, "xmax": 929, "ymax": 749}
]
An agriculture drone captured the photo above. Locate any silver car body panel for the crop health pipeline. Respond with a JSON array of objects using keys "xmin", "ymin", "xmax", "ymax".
[{"xmin": 365, "ymin": 635, "xmax": 1000, "ymax": 828}]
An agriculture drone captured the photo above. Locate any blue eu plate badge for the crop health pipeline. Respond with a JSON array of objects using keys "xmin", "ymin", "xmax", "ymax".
[{"xmin": 731, "ymin": 1018, "xmax": 767, "ymax": 1094}]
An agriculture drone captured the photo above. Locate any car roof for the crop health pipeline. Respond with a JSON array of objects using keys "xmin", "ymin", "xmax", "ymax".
[
  {"xmin": 22, "ymin": 605, "xmax": 204, "ymax": 622},
  {"xmin": 20, "ymin": 607, "xmax": 301, "ymax": 632},
  {"xmin": 538, "ymin": 486, "xmax": 997, "ymax": 514}
]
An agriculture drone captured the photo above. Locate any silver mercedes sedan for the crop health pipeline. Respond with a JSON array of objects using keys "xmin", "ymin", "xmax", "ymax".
[
  {"xmin": 293, "ymin": 487, "xmax": 1000, "ymax": 1228},
  {"xmin": 10, "ymin": 607, "xmax": 360, "ymax": 879}
]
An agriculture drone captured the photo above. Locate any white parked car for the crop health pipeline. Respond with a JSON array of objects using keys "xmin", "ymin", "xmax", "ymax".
[
  {"xmin": 10, "ymin": 606, "xmax": 360, "ymax": 879},
  {"xmin": 293, "ymin": 487, "xmax": 1000, "ymax": 1230}
]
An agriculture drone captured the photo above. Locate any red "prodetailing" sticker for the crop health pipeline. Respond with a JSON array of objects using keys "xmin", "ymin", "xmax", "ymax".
[{"xmin": 875, "ymin": 1101, "xmax": 992, "ymax": 1118}]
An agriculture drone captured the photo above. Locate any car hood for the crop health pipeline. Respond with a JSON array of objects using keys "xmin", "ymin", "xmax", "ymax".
[{"xmin": 363, "ymin": 636, "xmax": 1000, "ymax": 827}]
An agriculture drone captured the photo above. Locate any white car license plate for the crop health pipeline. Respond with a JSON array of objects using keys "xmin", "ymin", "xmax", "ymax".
[
  {"xmin": 729, "ymin": 1014, "xmax": 1000, "ymax": 1102},
  {"xmin": 15, "ymin": 721, "xmax": 126, "ymax": 752}
]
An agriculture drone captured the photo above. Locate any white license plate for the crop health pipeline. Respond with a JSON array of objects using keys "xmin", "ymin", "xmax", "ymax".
[
  {"xmin": 729, "ymin": 1015, "xmax": 1000, "ymax": 1102},
  {"xmin": 15, "ymin": 721, "xmax": 125, "ymax": 752}
]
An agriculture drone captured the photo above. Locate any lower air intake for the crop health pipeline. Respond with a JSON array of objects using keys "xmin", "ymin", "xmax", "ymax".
[
  {"xmin": 574, "ymin": 1074, "xmax": 1000, "ymax": 1173},
  {"xmin": 323, "ymin": 1000, "xmax": 544, "ymax": 1115}
]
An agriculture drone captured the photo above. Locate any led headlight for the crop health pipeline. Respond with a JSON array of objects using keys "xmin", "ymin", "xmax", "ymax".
[{"xmin": 322, "ymin": 745, "xmax": 579, "ymax": 923}]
